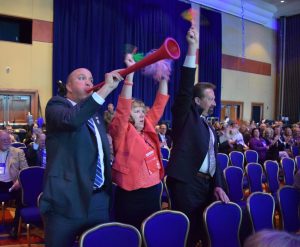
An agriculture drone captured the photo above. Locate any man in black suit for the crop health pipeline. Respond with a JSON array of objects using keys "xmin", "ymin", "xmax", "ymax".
[
  {"xmin": 39, "ymin": 68, "xmax": 123, "ymax": 247},
  {"xmin": 166, "ymin": 27, "xmax": 229, "ymax": 247},
  {"xmin": 158, "ymin": 123, "xmax": 172, "ymax": 149},
  {"xmin": 26, "ymin": 133, "xmax": 47, "ymax": 167}
]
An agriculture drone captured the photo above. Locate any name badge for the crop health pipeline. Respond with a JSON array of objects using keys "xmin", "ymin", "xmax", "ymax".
[
  {"xmin": 144, "ymin": 150, "xmax": 160, "ymax": 175},
  {"xmin": 0, "ymin": 162, "xmax": 6, "ymax": 175}
]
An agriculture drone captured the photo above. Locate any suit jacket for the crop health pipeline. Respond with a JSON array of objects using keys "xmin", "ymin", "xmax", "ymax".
[
  {"xmin": 26, "ymin": 143, "xmax": 43, "ymax": 167},
  {"xmin": 166, "ymin": 67, "xmax": 224, "ymax": 189},
  {"xmin": 4, "ymin": 146, "xmax": 28, "ymax": 182},
  {"xmin": 158, "ymin": 133, "xmax": 172, "ymax": 149},
  {"xmin": 39, "ymin": 95, "xmax": 112, "ymax": 218}
]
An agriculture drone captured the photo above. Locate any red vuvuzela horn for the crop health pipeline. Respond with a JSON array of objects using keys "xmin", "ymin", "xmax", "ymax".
[{"xmin": 86, "ymin": 37, "xmax": 180, "ymax": 93}]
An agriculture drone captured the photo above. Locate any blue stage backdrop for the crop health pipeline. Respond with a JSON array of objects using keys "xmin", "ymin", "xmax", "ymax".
[
  {"xmin": 198, "ymin": 8, "xmax": 222, "ymax": 119},
  {"xmin": 53, "ymin": 0, "xmax": 191, "ymax": 123}
]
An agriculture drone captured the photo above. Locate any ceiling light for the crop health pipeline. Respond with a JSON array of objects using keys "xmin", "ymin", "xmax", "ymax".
[{"xmin": 280, "ymin": 0, "xmax": 285, "ymax": 3}]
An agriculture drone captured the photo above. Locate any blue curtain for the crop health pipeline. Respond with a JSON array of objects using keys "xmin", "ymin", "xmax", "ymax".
[
  {"xmin": 282, "ymin": 14, "xmax": 300, "ymax": 123},
  {"xmin": 53, "ymin": 0, "xmax": 190, "ymax": 123},
  {"xmin": 198, "ymin": 8, "xmax": 222, "ymax": 118}
]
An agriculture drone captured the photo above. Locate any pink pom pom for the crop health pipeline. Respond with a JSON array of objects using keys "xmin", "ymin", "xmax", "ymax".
[{"xmin": 142, "ymin": 49, "xmax": 173, "ymax": 82}]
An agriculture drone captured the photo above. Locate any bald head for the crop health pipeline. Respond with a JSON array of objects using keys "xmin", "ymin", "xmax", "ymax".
[{"xmin": 66, "ymin": 68, "xmax": 94, "ymax": 103}]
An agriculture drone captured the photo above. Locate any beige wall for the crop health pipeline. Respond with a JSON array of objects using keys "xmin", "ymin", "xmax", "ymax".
[
  {"xmin": 222, "ymin": 13, "xmax": 277, "ymax": 121},
  {"xmin": 0, "ymin": 0, "xmax": 53, "ymax": 118}
]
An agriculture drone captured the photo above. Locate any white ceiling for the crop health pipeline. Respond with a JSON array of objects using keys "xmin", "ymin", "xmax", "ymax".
[
  {"xmin": 190, "ymin": 0, "xmax": 300, "ymax": 29},
  {"xmin": 248, "ymin": 0, "xmax": 300, "ymax": 17}
]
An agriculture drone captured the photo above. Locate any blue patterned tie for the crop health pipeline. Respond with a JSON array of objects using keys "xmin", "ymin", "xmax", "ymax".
[{"xmin": 87, "ymin": 118, "xmax": 104, "ymax": 188}]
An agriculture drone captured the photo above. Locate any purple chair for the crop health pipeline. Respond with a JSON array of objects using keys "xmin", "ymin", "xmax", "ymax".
[
  {"xmin": 292, "ymin": 145, "xmax": 299, "ymax": 157},
  {"xmin": 245, "ymin": 150, "xmax": 258, "ymax": 164},
  {"xmin": 229, "ymin": 151, "xmax": 245, "ymax": 171},
  {"xmin": 246, "ymin": 163, "xmax": 263, "ymax": 193},
  {"xmin": 278, "ymin": 185, "xmax": 300, "ymax": 232},
  {"xmin": 224, "ymin": 166, "xmax": 245, "ymax": 208},
  {"xmin": 141, "ymin": 210, "xmax": 189, "ymax": 247},
  {"xmin": 79, "ymin": 222, "xmax": 142, "ymax": 247},
  {"xmin": 246, "ymin": 192, "xmax": 275, "ymax": 232},
  {"xmin": 230, "ymin": 151, "xmax": 249, "ymax": 188},
  {"xmin": 281, "ymin": 157, "xmax": 296, "ymax": 186},
  {"xmin": 295, "ymin": 155, "xmax": 300, "ymax": 171},
  {"xmin": 217, "ymin": 153, "xmax": 229, "ymax": 173},
  {"xmin": 161, "ymin": 147, "xmax": 170, "ymax": 160},
  {"xmin": 204, "ymin": 201, "xmax": 242, "ymax": 247},
  {"xmin": 18, "ymin": 167, "xmax": 45, "ymax": 243},
  {"xmin": 11, "ymin": 142, "xmax": 26, "ymax": 148},
  {"xmin": 264, "ymin": 160, "xmax": 280, "ymax": 200}
]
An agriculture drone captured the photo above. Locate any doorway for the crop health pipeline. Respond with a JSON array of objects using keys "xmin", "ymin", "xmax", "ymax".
[{"xmin": 251, "ymin": 103, "xmax": 264, "ymax": 123}]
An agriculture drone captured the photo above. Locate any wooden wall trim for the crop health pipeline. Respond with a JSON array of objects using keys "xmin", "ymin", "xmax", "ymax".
[
  {"xmin": 32, "ymin": 19, "xmax": 53, "ymax": 43},
  {"xmin": 222, "ymin": 54, "xmax": 271, "ymax": 76}
]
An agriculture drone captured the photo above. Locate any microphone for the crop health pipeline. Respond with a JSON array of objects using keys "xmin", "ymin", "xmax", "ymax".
[{"xmin": 57, "ymin": 80, "xmax": 66, "ymax": 96}]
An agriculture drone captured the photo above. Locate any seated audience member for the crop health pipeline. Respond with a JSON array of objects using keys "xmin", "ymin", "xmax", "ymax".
[
  {"xmin": 109, "ymin": 53, "xmax": 169, "ymax": 229},
  {"xmin": 249, "ymin": 128, "xmax": 268, "ymax": 164},
  {"xmin": 26, "ymin": 133, "xmax": 47, "ymax": 167},
  {"xmin": 244, "ymin": 229, "xmax": 300, "ymax": 247},
  {"xmin": 103, "ymin": 103, "xmax": 115, "ymax": 129},
  {"xmin": 158, "ymin": 123, "xmax": 172, "ymax": 149},
  {"xmin": 0, "ymin": 130, "xmax": 29, "ymax": 238},
  {"xmin": 263, "ymin": 127, "xmax": 280, "ymax": 161},
  {"xmin": 283, "ymin": 127, "xmax": 294, "ymax": 156},
  {"xmin": 274, "ymin": 125, "xmax": 289, "ymax": 159},
  {"xmin": 259, "ymin": 123, "xmax": 267, "ymax": 136},
  {"xmin": 5, "ymin": 125, "xmax": 20, "ymax": 142},
  {"xmin": 155, "ymin": 124, "xmax": 160, "ymax": 134},
  {"xmin": 239, "ymin": 124, "xmax": 251, "ymax": 146}
]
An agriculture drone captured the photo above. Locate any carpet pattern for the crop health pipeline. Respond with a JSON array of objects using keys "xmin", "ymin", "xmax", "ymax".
[{"xmin": 0, "ymin": 207, "xmax": 44, "ymax": 246}]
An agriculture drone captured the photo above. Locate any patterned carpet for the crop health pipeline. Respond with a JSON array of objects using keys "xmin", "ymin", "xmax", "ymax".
[{"xmin": 0, "ymin": 208, "xmax": 44, "ymax": 247}]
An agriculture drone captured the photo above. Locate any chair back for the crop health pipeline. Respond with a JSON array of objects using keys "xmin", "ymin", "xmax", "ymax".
[
  {"xmin": 11, "ymin": 142, "xmax": 26, "ymax": 148},
  {"xmin": 141, "ymin": 210, "xmax": 189, "ymax": 247},
  {"xmin": 79, "ymin": 222, "xmax": 142, "ymax": 247},
  {"xmin": 246, "ymin": 163, "xmax": 263, "ymax": 193},
  {"xmin": 292, "ymin": 145, "xmax": 299, "ymax": 157},
  {"xmin": 229, "ymin": 151, "xmax": 245, "ymax": 171},
  {"xmin": 162, "ymin": 176, "xmax": 172, "ymax": 209},
  {"xmin": 295, "ymin": 155, "xmax": 300, "ymax": 171},
  {"xmin": 245, "ymin": 150, "xmax": 258, "ymax": 164},
  {"xmin": 217, "ymin": 153, "xmax": 229, "ymax": 173},
  {"xmin": 278, "ymin": 185, "xmax": 300, "ymax": 232},
  {"xmin": 161, "ymin": 147, "xmax": 170, "ymax": 160},
  {"xmin": 264, "ymin": 160, "xmax": 279, "ymax": 194},
  {"xmin": 204, "ymin": 201, "xmax": 242, "ymax": 247},
  {"xmin": 281, "ymin": 157, "xmax": 296, "ymax": 185},
  {"xmin": 224, "ymin": 166, "xmax": 244, "ymax": 203},
  {"xmin": 246, "ymin": 192, "xmax": 275, "ymax": 232},
  {"xmin": 18, "ymin": 167, "xmax": 45, "ymax": 206}
]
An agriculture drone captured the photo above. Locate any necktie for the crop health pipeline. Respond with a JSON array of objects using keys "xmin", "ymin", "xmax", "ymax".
[
  {"xmin": 201, "ymin": 117, "xmax": 216, "ymax": 176},
  {"xmin": 87, "ymin": 118, "xmax": 104, "ymax": 188}
]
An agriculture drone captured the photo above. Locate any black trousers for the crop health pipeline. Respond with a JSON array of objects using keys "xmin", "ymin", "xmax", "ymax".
[
  {"xmin": 167, "ymin": 176, "xmax": 214, "ymax": 247},
  {"xmin": 114, "ymin": 183, "xmax": 161, "ymax": 229},
  {"xmin": 44, "ymin": 190, "xmax": 110, "ymax": 247}
]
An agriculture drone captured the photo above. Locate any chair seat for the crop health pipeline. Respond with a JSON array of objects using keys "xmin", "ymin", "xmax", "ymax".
[{"xmin": 20, "ymin": 207, "xmax": 42, "ymax": 224}]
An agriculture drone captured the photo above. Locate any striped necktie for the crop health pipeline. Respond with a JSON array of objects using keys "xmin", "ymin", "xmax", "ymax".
[
  {"xmin": 87, "ymin": 118, "xmax": 104, "ymax": 188},
  {"xmin": 201, "ymin": 117, "xmax": 216, "ymax": 176}
]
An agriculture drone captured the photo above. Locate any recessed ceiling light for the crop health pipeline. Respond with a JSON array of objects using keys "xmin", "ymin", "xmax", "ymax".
[{"xmin": 280, "ymin": 0, "xmax": 285, "ymax": 3}]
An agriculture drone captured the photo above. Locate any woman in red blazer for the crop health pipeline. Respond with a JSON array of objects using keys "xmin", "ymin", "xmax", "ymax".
[{"xmin": 109, "ymin": 54, "xmax": 169, "ymax": 228}]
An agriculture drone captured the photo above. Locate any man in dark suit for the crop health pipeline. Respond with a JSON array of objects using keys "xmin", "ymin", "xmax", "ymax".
[
  {"xmin": 166, "ymin": 27, "xmax": 229, "ymax": 247},
  {"xmin": 26, "ymin": 133, "xmax": 47, "ymax": 167},
  {"xmin": 39, "ymin": 68, "xmax": 123, "ymax": 247},
  {"xmin": 158, "ymin": 123, "xmax": 172, "ymax": 149}
]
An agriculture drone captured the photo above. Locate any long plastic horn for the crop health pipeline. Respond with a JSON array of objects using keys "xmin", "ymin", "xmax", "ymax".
[{"xmin": 86, "ymin": 37, "xmax": 180, "ymax": 93}]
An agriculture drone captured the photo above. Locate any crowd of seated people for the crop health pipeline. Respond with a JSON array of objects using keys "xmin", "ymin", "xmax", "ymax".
[{"xmin": 212, "ymin": 119, "xmax": 300, "ymax": 163}]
